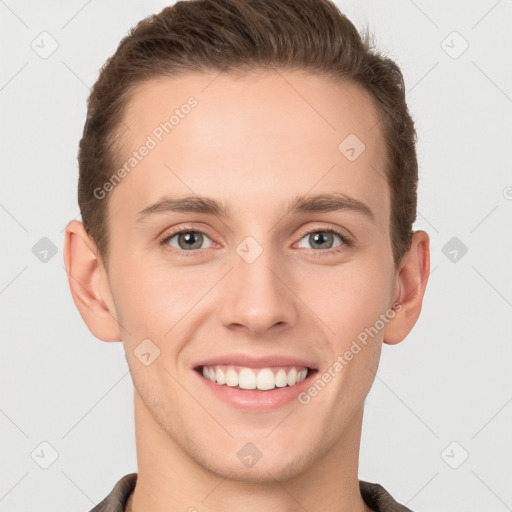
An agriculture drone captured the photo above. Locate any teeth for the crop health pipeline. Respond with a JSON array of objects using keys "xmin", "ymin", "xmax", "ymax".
[
  {"xmin": 275, "ymin": 369, "xmax": 288, "ymax": 387},
  {"xmin": 256, "ymin": 368, "xmax": 275, "ymax": 390},
  {"xmin": 200, "ymin": 365, "xmax": 309, "ymax": 391},
  {"xmin": 225, "ymin": 369, "xmax": 238, "ymax": 387},
  {"xmin": 239, "ymin": 368, "xmax": 256, "ymax": 389},
  {"xmin": 215, "ymin": 368, "xmax": 226, "ymax": 385},
  {"xmin": 287, "ymin": 368, "xmax": 297, "ymax": 386}
]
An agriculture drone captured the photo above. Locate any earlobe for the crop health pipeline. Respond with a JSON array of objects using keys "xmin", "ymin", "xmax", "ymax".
[
  {"xmin": 63, "ymin": 220, "xmax": 122, "ymax": 342},
  {"xmin": 383, "ymin": 230, "xmax": 430, "ymax": 345}
]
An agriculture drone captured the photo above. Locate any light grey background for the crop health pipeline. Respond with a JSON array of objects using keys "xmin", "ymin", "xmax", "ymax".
[{"xmin": 1, "ymin": 1, "xmax": 511, "ymax": 511}]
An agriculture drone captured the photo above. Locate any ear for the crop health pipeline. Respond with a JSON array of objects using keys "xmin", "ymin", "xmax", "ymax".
[
  {"xmin": 63, "ymin": 220, "xmax": 122, "ymax": 342},
  {"xmin": 383, "ymin": 230, "xmax": 430, "ymax": 345}
]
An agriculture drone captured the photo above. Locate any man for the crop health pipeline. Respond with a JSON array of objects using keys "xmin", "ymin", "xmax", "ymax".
[{"xmin": 63, "ymin": 0, "xmax": 430, "ymax": 510}]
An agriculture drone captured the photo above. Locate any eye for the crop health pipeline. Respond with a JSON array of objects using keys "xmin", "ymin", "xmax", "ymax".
[
  {"xmin": 161, "ymin": 229, "xmax": 213, "ymax": 252},
  {"xmin": 159, "ymin": 226, "xmax": 351, "ymax": 257},
  {"xmin": 296, "ymin": 228, "xmax": 349, "ymax": 253}
]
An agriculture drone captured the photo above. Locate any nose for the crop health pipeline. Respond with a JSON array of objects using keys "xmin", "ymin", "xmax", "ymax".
[{"xmin": 219, "ymin": 243, "xmax": 298, "ymax": 337}]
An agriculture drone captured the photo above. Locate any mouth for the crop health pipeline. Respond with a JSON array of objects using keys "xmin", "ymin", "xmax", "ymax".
[{"xmin": 195, "ymin": 364, "xmax": 318, "ymax": 392}]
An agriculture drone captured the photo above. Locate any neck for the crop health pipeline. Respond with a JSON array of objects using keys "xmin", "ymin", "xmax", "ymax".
[{"xmin": 126, "ymin": 390, "xmax": 370, "ymax": 512}]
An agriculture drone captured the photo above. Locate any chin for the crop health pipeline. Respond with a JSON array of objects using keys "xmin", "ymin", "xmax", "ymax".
[
  {"xmin": 203, "ymin": 456, "xmax": 310, "ymax": 484},
  {"xmin": 188, "ymin": 438, "xmax": 319, "ymax": 484}
]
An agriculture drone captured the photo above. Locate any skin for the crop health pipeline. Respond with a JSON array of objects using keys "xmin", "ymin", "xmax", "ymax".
[{"xmin": 64, "ymin": 69, "xmax": 429, "ymax": 512}]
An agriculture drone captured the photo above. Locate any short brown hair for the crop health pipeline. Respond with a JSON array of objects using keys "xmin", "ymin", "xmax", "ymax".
[{"xmin": 78, "ymin": 0, "xmax": 418, "ymax": 270}]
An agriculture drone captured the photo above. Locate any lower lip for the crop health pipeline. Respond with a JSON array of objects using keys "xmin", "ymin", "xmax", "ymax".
[{"xmin": 194, "ymin": 369, "xmax": 317, "ymax": 412}]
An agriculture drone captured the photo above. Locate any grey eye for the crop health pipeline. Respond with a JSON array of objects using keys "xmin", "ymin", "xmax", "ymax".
[{"xmin": 297, "ymin": 230, "xmax": 343, "ymax": 250}]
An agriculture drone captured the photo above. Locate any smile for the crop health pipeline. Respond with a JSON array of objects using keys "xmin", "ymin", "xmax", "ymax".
[{"xmin": 200, "ymin": 365, "xmax": 310, "ymax": 391}]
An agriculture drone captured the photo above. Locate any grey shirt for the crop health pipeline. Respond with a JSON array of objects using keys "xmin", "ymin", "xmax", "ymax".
[{"xmin": 89, "ymin": 473, "xmax": 414, "ymax": 512}]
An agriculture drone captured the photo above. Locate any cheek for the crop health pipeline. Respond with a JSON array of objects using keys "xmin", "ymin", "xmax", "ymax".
[
  {"xmin": 302, "ymin": 260, "xmax": 393, "ymax": 343},
  {"xmin": 109, "ymin": 236, "xmax": 394, "ymax": 349},
  {"xmin": 109, "ymin": 251, "xmax": 214, "ymax": 342},
  {"xmin": 108, "ymin": 254, "xmax": 175, "ymax": 337}
]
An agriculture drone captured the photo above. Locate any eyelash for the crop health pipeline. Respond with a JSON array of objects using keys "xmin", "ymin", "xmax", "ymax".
[
  {"xmin": 159, "ymin": 226, "xmax": 352, "ymax": 257},
  {"xmin": 299, "ymin": 227, "xmax": 352, "ymax": 257}
]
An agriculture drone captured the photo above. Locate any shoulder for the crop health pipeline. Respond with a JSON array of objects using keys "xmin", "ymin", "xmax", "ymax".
[
  {"xmin": 359, "ymin": 480, "xmax": 415, "ymax": 512},
  {"xmin": 88, "ymin": 474, "xmax": 413, "ymax": 512},
  {"xmin": 88, "ymin": 473, "xmax": 137, "ymax": 512}
]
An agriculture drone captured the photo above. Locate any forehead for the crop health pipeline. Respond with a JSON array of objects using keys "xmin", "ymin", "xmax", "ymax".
[{"xmin": 109, "ymin": 70, "xmax": 389, "ymax": 226}]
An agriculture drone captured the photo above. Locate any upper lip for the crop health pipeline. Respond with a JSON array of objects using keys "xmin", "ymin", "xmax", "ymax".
[{"xmin": 193, "ymin": 354, "xmax": 318, "ymax": 370}]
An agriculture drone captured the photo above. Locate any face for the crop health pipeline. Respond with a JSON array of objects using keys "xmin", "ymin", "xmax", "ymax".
[{"xmin": 103, "ymin": 70, "xmax": 399, "ymax": 481}]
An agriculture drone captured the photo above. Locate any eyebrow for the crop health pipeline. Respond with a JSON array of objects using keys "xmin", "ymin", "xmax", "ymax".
[{"xmin": 136, "ymin": 192, "xmax": 375, "ymax": 222}]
